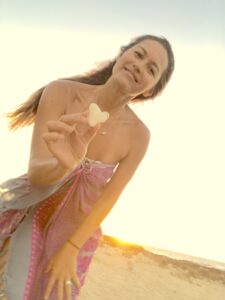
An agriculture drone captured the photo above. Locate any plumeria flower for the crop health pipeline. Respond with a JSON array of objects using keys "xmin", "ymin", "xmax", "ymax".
[{"xmin": 87, "ymin": 103, "xmax": 109, "ymax": 127}]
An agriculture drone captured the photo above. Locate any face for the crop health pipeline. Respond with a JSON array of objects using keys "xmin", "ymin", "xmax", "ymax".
[{"xmin": 112, "ymin": 39, "xmax": 169, "ymax": 98}]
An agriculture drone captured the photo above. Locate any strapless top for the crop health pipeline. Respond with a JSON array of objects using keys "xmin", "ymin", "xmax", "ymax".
[
  {"xmin": 0, "ymin": 157, "xmax": 117, "ymax": 213},
  {"xmin": 81, "ymin": 156, "xmax": 117, "ymax": 168}
]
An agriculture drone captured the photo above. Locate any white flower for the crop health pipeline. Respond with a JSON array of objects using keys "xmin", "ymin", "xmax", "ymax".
[{"xmin": 88, "ymin": 103, "xmax": 109, "ymax": 127}]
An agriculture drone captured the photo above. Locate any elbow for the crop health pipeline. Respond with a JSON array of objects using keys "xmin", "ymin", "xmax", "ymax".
[
  {"xmin": 27, "ymin": 163, "xmax": 53, "ymax": 186},
  {"xmin": 27, "ymin": 157, "xmax": 70, "ymax": 186},
  {"xmin": 27, "ymin": 169, "xmax": 49, "ymax": 187},
  {"xmin": 27, "ymin": 164, "xmax": 67, "ymax": 187},
  {"xmin": 28, "ymin": 177, "xmax": 44, "ymax": 187},
  {"xmin": 27, "ymin": 157, "xmax": 56, "ymax": 186},
  {"xmin": 27, "ymin": 159, "xmax": 44, "ymax": 186}
]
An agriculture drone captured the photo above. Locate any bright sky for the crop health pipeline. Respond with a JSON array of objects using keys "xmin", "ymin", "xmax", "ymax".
[{"xmin": 0, "ymin": 1, "xmax": 225, "ymax": 263}]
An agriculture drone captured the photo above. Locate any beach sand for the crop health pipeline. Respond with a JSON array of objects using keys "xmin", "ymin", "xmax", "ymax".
[{"xmin": 80, "ymin": 235, "xmax": 225, "ymax": 300}]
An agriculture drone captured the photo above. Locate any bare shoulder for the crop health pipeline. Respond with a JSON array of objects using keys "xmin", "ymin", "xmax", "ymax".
[
  {"xmin": 44, "ymin": 79, "xmax": 87, "ymax": 96},
  {"xmin": 134, "ymin": 118, "xmax": 150, "ymax": 142},
  {"xmin": 128, "ymin": 107, "xmax": 151, "ymax": 151},
  {"xmin": 41, "ymin": 80, "xmax": 72, "ymax": 105},
  {"xmin": 102, "ymin": 110, "xmax": 150, "ymax": 200},
  {"xmin": 42, "ymin": 80, "xmax": 92, "ymax": 111},
  {"xmin": 55, "ymin": 80, "xmax": 94, "ymax": 95},
  {"xmin": 129, "ymin": 122, "xmax": 150, "ymax": 167},
  {"xmin": 114, "ymin": 106, "xmax": 151, "ymax": 170},
  {"xmin": 54, "ymin": 80, "xmax": 97, "ymax": 108},
  {"xmin": 45, "ymin": 79, "xmax": 72, "ymax": 92}
]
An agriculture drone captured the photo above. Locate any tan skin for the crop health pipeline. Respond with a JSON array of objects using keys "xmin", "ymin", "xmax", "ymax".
[{"xmin": 1, "ymin": 40, "xmax": 168, "ymax": 300}]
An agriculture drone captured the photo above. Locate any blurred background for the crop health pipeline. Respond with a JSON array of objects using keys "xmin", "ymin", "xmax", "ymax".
[{"xmin": 0, "ymin": 0, "xmax": 225, "ymax": 263}]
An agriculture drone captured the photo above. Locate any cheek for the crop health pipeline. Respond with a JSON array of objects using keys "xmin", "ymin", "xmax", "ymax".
[{"xmin": 141, "ymin": 76, "xmax": 155, "ymax": 91}]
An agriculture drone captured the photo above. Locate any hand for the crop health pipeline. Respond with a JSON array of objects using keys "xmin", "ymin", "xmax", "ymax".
[
  {"xmin": 43, "ymin": 111, "xmax": 100, "ymax": 171},
  {"xmin": 44, "ymin": 242, "xmax": 81, "ymax": 300}
]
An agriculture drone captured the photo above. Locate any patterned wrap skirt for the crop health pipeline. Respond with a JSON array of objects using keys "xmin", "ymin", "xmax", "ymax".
[{"xmin": 0, "ymin": 158, "xmax": 116, "ymax": 299}]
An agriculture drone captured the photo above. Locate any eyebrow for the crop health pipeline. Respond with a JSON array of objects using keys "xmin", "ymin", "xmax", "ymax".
[{"xmin": 139, "ymin": 46, "xmax": 159, "ymax": 73}]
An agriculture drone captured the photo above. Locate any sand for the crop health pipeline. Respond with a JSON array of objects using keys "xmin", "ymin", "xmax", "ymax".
[{"xmin": 79, "ymin": 235, "xmax": 225, "ymax": 300}]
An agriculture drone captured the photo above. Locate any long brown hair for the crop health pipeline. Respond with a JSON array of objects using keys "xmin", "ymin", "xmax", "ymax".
[{"xmin": 6, "ymin": 34, "xmax": 175, "ymax": 131}]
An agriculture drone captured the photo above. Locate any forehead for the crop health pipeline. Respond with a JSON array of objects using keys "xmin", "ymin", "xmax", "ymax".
[{"xmin": 133, "ymin": 39, "xmax": 168, "ymax": 72}]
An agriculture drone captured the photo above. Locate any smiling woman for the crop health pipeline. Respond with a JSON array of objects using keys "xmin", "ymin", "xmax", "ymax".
[
  {"xmin": 112, "ymin": 39, "xmax": 169, "ymax": 98},
  {"xmin": 0, "ymin": 34, "xmax": 174, "ymax": 300}
]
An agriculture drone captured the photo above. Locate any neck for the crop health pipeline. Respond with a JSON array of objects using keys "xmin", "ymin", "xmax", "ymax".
[{"xmin": 93, "ymin": 78, "xmax": 133, "ymax": 115}]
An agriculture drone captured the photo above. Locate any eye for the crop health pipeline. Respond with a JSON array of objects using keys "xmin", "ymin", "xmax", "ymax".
[
  {"xmin": 148, "ymin": 66, "xmax": 155, "ymax": 76},
  {"xmin": 134, "ymin": 51, "xmax": 143, "ymax": 58}
]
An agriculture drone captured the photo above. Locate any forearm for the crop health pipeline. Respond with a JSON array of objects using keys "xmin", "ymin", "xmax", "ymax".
[
  {"xmin": 68, "ymin": 191, "xmax": 117, "ymax": 248},
  {"xmin": 28, "ymin": 157, "xmax": 75, "ymax": 186}
]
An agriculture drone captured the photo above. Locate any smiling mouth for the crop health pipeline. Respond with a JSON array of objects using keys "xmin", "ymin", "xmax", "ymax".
[{"xmin": 124, "ymin": 67, "xmax": 138, "ymax": 83}]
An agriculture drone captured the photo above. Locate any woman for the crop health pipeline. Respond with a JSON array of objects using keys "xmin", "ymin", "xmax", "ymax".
[{"xmin": 0, "ymin": 34, "xmax": 174, "ymax": 300}]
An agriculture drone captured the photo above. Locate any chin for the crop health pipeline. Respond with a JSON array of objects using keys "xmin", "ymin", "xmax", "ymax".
[{"xmin": 112, "ymin": 72, "xmax": 137, "ymax": 95}]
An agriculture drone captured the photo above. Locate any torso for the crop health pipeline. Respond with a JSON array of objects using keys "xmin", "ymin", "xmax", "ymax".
[{"xmin": 62, "ymin": 80, "xmax": 147, "ymax": 166}]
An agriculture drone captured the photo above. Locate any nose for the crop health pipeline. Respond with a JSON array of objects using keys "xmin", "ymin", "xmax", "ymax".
[{"xmin": 132, "ymin": 63, "xmax": 141, "ymax": 74}]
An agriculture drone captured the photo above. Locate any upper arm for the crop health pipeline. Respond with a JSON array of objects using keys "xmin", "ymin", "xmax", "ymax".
[
  {"xmin": 102, "ymin": 124, "xmax": 151, "ymax": 203},
  {"xmin": 28, "ymin": 80, "xmax": 68, "ymax": 163}
]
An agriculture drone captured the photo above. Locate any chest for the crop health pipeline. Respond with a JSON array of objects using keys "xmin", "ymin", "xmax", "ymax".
[
  {"xmin": 65, "ymin": 97, "xmax": 134, "ymax": 164},
  {"xmin": 88, "ymin": 121, "xmax": 131, "ymax": 163}
]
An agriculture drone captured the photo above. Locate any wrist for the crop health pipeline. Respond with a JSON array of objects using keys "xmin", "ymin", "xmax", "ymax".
[{"xmin": 57, "ymin": 159, "xmax": 80, "ymax": 173}]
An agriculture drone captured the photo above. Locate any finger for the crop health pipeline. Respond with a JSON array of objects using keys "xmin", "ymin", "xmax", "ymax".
[
  {"xmin": 45, "ymin": 263, "xmax": 53, "ymax": 274},
  {"xmin": 43, "ymin": 132, "xmax": 64, "ymax": 143},
  {"xmin": 71, "ymin": 274, "xmax": 81, "ymax": 290},
  {"xmin": 44, "ymin": 275, "xmax": 56, "ymax": 300},
  {"xmin": 73, "ymin": 123, "xmax": 90, "ymax": 136},
  {"xmin": 57, "ymin": 280, "xmax": 64, "ymax": 300},
  {"xmin": 59, "ymin": 114, "xmax": 87, "ymax": 125},
  {"xmin": 65, "ymin": 281, "xmax": 73, "ymax": 300},
  {"xmin": 81, "ymin": 110, "xmax": 89, "ymax": 117},
  {"xmin": 47, "ymin": 120, "xmax": 74, "ymax": 134}
]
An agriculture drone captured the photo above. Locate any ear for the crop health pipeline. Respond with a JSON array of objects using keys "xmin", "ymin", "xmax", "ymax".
[{"xmin": 142, "ymin": 90, "xmax": 152, "ymax": 98}]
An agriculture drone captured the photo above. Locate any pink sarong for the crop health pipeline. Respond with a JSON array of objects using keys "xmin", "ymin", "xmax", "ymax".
[{"xmin": 0, "ymin": 158, "xmax": 116, "ymax": 300}]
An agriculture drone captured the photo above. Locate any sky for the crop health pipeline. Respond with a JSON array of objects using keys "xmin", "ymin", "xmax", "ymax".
[
  {"xmin": 1, "ymin": 0, "xmax": 225, "ymax": 43},
  {"xmin": 0, "ymin": 1, "xmax": 225, "ymax": 263}
]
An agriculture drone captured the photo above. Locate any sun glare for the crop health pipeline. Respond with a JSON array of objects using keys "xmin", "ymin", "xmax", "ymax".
[{"xmin": 1, "ymin": 25, "xmax": 225, "ymax": 262}]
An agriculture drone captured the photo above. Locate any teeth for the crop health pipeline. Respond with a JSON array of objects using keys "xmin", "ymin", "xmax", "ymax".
[
  {"xmin": 125, "ymin": 67, "xmax": 136, "ymax": 82},
  {"xmin": 130, "ymin": 71, "xmax": 137, "ymax": 83}
]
